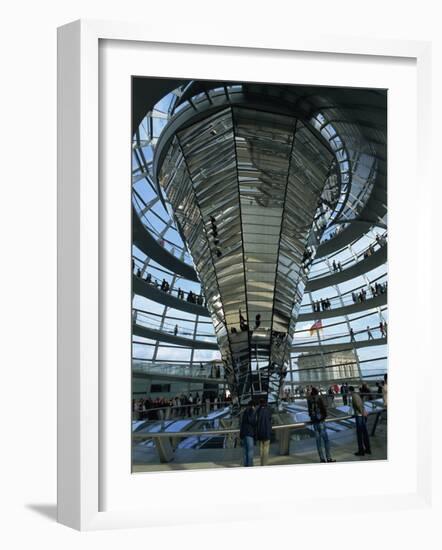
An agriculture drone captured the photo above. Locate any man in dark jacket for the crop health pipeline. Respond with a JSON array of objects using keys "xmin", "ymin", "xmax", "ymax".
[
  {"xmin": 308, "ymin": 387, "xmax": 335, "ymax": 463},
  {"xmin": 340, "ymin": 382, "xmax": 349, "ymax": 406},
  {"xmin": 349, "ymin": 386, "xmax": 371, "ymax": 456},
  {"xmin": 256, "ymin": 398, "xmax": 272, "ymax": 466},
  {"xmin": 240, "ymin": 401, "xmax": 256, "ymax": 467}
]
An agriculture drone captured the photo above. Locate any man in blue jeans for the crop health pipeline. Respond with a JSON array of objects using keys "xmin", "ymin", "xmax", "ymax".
[
  {"xmin": 349, "ymin": 386, "xmax": 371, "ymax": 456},
  {"xmin": 239, "ymin": 400, "xmax": 256, "ymax": 466},
  {"xmin": 308, "ymin": 387, "xmax": 336, "ymax": 463},
  {"xmin": 256, "ymin": 398, "xmax": 273, "ymax": 466}
]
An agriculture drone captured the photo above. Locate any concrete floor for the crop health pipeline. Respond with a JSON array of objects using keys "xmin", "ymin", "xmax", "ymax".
[{"xmin": 132, "ymin": 416, "xmax": 387, "ymax": 473}]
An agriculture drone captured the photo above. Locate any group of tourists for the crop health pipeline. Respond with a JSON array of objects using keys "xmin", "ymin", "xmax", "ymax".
[
  {"xmin": 209, "ymin": 215, "xmax": 222, "ymax": 258},
  {"xmin": 322, "ymin": 224, "xmax": 345, "ymax": 242},
  {"xmin": 239, "ymin": 399, "xmax": 273, "ymax": 467},
  {"xmin": 360, "ymin": 234, "xmax": 386, "ymax": 260},
  {"xmin": 311, "ymin": 281, "xmax": 388, "ymax": 314},
  {"xmin": 133, "ymin": 263, "xmax": 207, "ymax": 307},
  {"xmin": 363, "ymin": 243, "xmax": 376, "ymax": 259},
  {"xmin": 351, "ymin": 281, "xmax": 387, "ymax": 305},
  {"xmin": 184, "ymin": 290, "xmax": 205, "ymax": 305},
  {"xmin": 352, "ymin": 288, "xmax": 369, "ymax": 303},
  {"xmin": 133, "ymin": 391, "xmax": 230, "ymax": 420},
  {"xmin": 312, "ymin": 297, "xmax": 332, "ymax": 312},
  {"xmin": 301, "ymin": 247, "xmax": 314, "ymax": 269},
  {"xmin": 331, "ymin": 260, "xmax": 343, "ymax": 272},
  {"xmin": 375, "ymin": 233, "xmax": 387, "ymax": 246},
  {"xmin": 231, "ymin": 311, "xmax": 266, "ymax": 335},
  {"xmin": 305, "ymin": 376, "xmax": 387, "ymax": 463},
  {"xmin": 246, "ymin": 375, "xmax": 387, "ymax": 466},
  {"xmin": 371, "ymin": 280, "xmax": 388, "ymax": 296}
]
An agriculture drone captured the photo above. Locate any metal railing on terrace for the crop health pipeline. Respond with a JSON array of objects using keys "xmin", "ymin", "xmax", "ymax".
[
  {"xmin": 308, "ymin": 234, "xmax": 387, "ymax": 279},
  {"xmin": 132, "ymin": 267, "xmax": 206, "ymax": 306},
  {"xmin": 133, "ymin": 360, "xmax": 225, "ymax": 380},
  {"xmin": 293, "ymin": 325, "xmax": 386, "ymax": 346},
  {"xmin": 132, "ymin": 402, "xmax": 386, "ymax": 441},
  {"xmin": 132, "ymin": 263, "xmax": 386, "ymax": 317},
  {"xmin": 133, "ymin": 309, "xmax": 216, "ymax": 342},
  {"xmin": 299, "ymin": 283, "xmax": 387, "ymax": 313}
]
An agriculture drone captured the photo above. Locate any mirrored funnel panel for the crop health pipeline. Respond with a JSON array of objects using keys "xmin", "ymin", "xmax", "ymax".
[{"xmin": 155, "ymin": 96, "xmax": 343, "ymax": 404}]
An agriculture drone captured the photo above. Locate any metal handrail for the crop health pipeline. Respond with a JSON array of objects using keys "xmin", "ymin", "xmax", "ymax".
[
  {"xmin": 133, "ymin": 400, "xmax": 232, "ymax": 414},
  {"xmin": 133, "ymin": 361, "xmax": 225, "ymax": 379},
  {"xmin": 134, "ymin": 315, "xmax": 216, "ymax": 339},
  {"xmin": 132, "ymin": 407, "xmax": 385, "ymax": 439},
  {"xmin": 293, "ymin": 326, "xmax": 386, "ymax": 343},
  {"xmin": 133, "ymin": 393, "xmax": 384, "ymax": 413},
  {"xmin": 300, "ymin": 288, "xmax": 387, "ymax": 313},
  {"xmin": 132, "ymin": 271, "xmax": 206, "ymax": 305}
]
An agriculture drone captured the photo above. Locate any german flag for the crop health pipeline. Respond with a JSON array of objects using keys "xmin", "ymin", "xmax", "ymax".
[{"xmin": 309, "ymin": 319, "xmax": 323, "ymax": 336}]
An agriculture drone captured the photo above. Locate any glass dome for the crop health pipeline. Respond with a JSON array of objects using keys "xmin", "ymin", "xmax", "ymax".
[{"xmin": 131, "ymin": 80, "xmax": 388, "ymax": 395}]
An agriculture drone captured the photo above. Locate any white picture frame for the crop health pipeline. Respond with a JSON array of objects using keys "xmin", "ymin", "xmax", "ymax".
[{"xmin": 57, "ymin": 19, "xmax": 433, "ymax": 531}]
